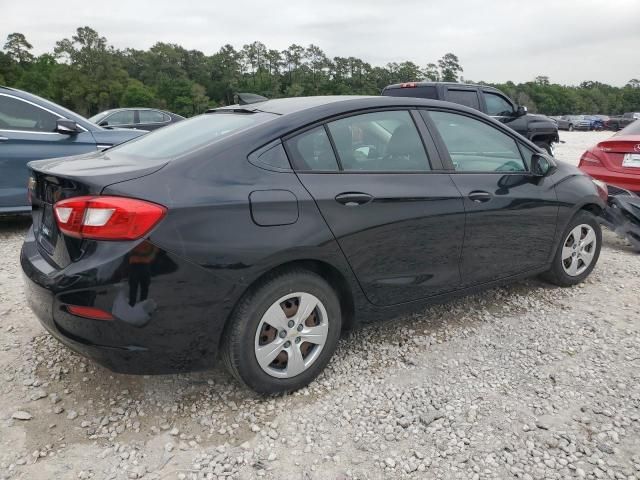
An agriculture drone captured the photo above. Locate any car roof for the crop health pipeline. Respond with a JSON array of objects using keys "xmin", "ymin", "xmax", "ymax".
[
  {"xmin": 212, "ymin": 95, "xmax": 475, "ymax": 117},
  {"xmin": 382, "ymin": 81, "xmax": 503, "ymax": 93}
]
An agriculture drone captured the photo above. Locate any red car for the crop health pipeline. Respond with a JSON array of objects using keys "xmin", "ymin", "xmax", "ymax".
[{"xmin": 579, "ymin": 120, "xmax": 640, "ymax": 193}]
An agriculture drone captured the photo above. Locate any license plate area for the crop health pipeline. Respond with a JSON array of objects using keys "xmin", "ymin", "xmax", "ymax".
[
  {"xmin": 622, "ymin": 153, "xmax": 640, "ymax": 168},
  {"xmin": 37, "ymin": 204, "xmax": 58, "ymax": 255}
]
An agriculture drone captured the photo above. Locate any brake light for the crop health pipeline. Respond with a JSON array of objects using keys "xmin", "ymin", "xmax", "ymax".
[
  {"xmin": 66, "ymin": 305, "xmax": 114, "ymax": 321},
  {"xmin": 400, "ymin": 82, "xmax": 417, "ymax": 88},
  {"xmin": 578, "ymin": 151, "xmax": 603, "ymax": 167},
  {"xmin": 54, "ymin": 196, "xmax": 166, "ymax": 240}
]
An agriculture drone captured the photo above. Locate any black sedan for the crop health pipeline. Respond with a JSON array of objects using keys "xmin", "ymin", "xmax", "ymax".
[
  {"xmin": 22, "ymin": 96, "xmax": 606, "ymax": 394},
  {"xmin": 88, "ymin": 108, "xmax": 184, "ymax": 131}
]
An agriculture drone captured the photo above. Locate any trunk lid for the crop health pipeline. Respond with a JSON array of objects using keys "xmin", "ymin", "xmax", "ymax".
[
  {"xmin": 28, "ymin": 150, "xmax": 168, "ymax": 269},
  {"xmin": 597, "ymin": 135, "xmax": 640, "ymax": 174}
]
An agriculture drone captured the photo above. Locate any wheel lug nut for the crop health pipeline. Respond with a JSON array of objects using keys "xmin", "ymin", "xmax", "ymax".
[
  {"xmin": 297, "ymin": 324, "xmax": 303, "ymax": 332},
  {"xmin": 288, "ymin": 320, "xmax": 295, "ymax": 328},
  {"xmin": 295, "ymin": 337, "xmax": 301, "ymax": 343},
  {"xmin": 279, "ymin": 330, "xmax": 286, "ymax": 338},
  {"xmin": 284, "ymin": 341, "xmax": 291, "ymax": 348}
]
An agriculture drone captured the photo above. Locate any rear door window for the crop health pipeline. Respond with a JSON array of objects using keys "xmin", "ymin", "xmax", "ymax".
[
  {"xmin": 104, "ymin": 110, "xmax": 135, "ymax": 126},
  {"xmin": 429, "ymin": 111, "xmax": 526, "ymax": 172},
  {"xmin": 139, "ymin": 110, "xmax": 167, "ymax": 124},
  {"xmin": 446, "ymin": 89, "xmax": 480, "ymax": 110},
  {"xmin": 285, "ymin": 126, "xmax": 339, "ymax": 171},
  {"xmin": 326, "ymin": 110, "xmax": 430, "ymax": 171}
]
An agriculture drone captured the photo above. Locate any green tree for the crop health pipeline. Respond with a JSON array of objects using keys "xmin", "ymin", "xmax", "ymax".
[
  {"xmin": 438, "ymin": 53, "xmax": 462, "ymax": 82},
  {"xmin": 4, "ymin": 33, "xmax": 34, "ymax": 63}
]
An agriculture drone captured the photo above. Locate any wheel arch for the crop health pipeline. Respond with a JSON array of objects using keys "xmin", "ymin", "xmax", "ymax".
[{"xmin": 218, "ymin": 258, "xmax": 357, "ymax": 351}]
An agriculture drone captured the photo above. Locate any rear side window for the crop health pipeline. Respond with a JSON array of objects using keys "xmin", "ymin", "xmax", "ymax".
[
  {"xmin": 327, "ymin": 110, "xmax": 430, "ymax": 171},
  {"xmin": 429, "ymin": 111, "xmax": 526, "ymax": 173},
  {"xmin": 104, "ymin": 110, "xmax": 134, "ymax": 126},
  {"xmin": 446, "ymin": 89, "xmax": 480, "ymax": 110},
  {"xmin": 285, "ymin": 127, "xmax": 339, "ymax": 171},
  {"xmin": 111, "ymin": 112, "xmax": 275, "ymax": 160},
  {"xmin": 382, "ymin": 86, "xmax": 438, "ymax": 99},
  {"xmin": 0, "ymin": 94, "xmax": 59, "ymax": 132}
]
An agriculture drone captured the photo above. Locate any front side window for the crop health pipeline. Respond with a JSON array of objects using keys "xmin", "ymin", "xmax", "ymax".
[
  {"xmin": 447, "ymin": 89, "xmax": 480, "ymax": 110},
  {"xmin": 429, "ymin": 111, "xmax": 526, "ymax": 173},
  {"xmin": 139, "ymin": 110, "xmax": 167, "ymax": 124},
  {"xmin": 285, "ymin": 126, "xmax": 339, "ymax": 171},
  {"xmin": 0, "ymin": 95, "xmax": 59, "ymax": 132},
  {"xmin": 104, "ymin": 110, "xmax": 135, "ymax": 126},
  {"xmin": 483, "ymin": 92, "xmax": 514, "ymax": 116},
  {"xmin": 326, "ymin": 110, "xmax": 430, "ymax": 171}
]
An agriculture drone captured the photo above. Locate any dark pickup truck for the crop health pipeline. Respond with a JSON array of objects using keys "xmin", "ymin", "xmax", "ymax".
[
  {"xmin": 606, "ymin": 112, "xmax": 640, "ymax": 131},
  {"xmin": 382, "ymin": 82, "xmax": 559, "ymax": 155}
]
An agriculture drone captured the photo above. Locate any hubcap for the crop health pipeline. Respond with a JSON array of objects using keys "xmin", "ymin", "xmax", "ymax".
[
  {"xmin": 254, "ymin": 292, "xmax": 329, "ymax": 379},
  {"xmin": 561, "ymin": 224, "xmax": 597, "ymax": 277}
]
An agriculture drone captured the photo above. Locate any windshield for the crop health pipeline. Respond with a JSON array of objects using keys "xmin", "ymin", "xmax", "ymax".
[
  {"xmin": 88, "ymin": 111, "xmax": 112, "ymax": 124},
  {"xmin": 108, "ymin": 111, "xmax": 276, "ymax": 160}
]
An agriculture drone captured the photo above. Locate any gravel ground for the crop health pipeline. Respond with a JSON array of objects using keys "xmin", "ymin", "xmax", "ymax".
[{"xmin": 1, "ymin": 131, "xmax": 639, "ymax": 480}]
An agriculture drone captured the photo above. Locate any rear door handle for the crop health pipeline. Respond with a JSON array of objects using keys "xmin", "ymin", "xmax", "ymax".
[
  {"xmin": 468, "ymin": 191, "xmax": 492, "ymax": 203},
  {"xmin": 0, "ymin": 136, "xmax": 8, "ymax": 142},
  {"xmin": 335, "ymin": 192, "xmax": 373, "ymax": 206}
]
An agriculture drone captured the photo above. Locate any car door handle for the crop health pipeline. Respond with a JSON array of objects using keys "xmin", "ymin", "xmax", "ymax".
[
  {"xmin": 335, "ymin": 192, "xmax": 373, "ymax": 206},
  {"xmin": 0, "ymin": 136, "xmax": 8, "ymax": 142},
  {"xmin": 468, "ymin": 191, "xmax": 492, "ymax": 203}
]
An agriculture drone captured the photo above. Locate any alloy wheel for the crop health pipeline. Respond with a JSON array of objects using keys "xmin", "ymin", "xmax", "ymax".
[
  {"xmin": 254, "ymin": 292, "xmax": 329, "ymax": 378},
  {"xmin": 561, "ymin": 224, "xmax": 597, "ymax": 276}
]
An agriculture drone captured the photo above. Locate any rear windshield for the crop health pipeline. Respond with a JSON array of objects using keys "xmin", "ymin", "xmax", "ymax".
[
  {"xmin": 617, "ymin": 119, "xmax": 640, "ymax": 136},
  {"xmin": 383, "ymin": 86, "xmax": 438, "ymax": 99},
  {"xmin": 109, "ymin": 112, "xmax": 275, "ymax": 160}
]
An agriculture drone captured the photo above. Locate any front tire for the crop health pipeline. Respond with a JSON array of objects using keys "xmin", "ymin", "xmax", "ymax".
[
  {"xmin": 568, "ymin": 124, "xmax": 574, "ymax": 132},
  {"xmin": 221, "ymin": 269, "xmax": 342, "ymax": 394},
  {"xmin": 542, "ymin": 211, "xmax": 601, "ymax": 287}
]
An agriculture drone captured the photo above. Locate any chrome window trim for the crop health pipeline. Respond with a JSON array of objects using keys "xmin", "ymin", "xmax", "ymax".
[
  {"xmin": 137, "ymin": 110, "xmax": 171, "ymax": 125},
  {"xmin": 0, "ymin": 93, "xmax": 88, "ymax": 133}
]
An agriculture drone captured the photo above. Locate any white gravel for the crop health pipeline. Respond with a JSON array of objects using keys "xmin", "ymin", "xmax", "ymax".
[{"xmin": 1, "ymin": 131, "xmax": 639, "ymax": 480}]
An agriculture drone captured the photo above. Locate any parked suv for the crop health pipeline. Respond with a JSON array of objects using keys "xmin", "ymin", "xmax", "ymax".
[
  {"xmin": 0, "ymin": 87, "xmax": 147, "ymax": 214},
  {"xmin": 382, "ymin": 82, "xmax": 559, "ymax": 155}
]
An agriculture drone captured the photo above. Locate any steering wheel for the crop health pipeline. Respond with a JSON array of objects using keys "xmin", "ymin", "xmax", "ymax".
[{"xmin": 496, "ymin": 161, "xmax": 523, "ymax": 172}]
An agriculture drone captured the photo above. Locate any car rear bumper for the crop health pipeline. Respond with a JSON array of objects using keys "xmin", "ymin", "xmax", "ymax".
[
  {"xmin": 20, "ymin": 227, "xmax": 237, "ymax": 374},
  {"xmin": 579, "ymin": 165, "xmax": 640, "ymax": 194}
]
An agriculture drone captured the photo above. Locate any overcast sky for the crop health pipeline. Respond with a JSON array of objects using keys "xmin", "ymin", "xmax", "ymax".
[{"xmin": 3, "ymin": 0, "xmax": 639, "ymax": 86}]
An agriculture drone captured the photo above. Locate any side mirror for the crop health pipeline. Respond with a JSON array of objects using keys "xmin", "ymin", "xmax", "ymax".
[
  {"xmin": 98, "ymin": 120, "xmax": 109, "ymax": 127},
  {"xmin": 56, "ymin": 118, "xmax": 80, "ymax": 135},
  {"xmin": 531, "ymin": 153, "xmax": 552, "ymax": 177},
  {"xmin": 516, "ymin": 105, "xmax": 527, "ymax": 117}
]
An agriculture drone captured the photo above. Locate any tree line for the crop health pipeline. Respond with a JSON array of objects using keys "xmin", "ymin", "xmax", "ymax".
[{"xmin": 1, "ymin": 27, "xmax": 639, "ymax": 118}]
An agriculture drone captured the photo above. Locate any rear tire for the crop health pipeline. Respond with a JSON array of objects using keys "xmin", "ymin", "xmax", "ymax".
[
  {"xmin": 542, "ymin": 211, "xmax": 601, "ymax": 287},
  {"xmin": 221, "ymin": 269, "xmax": 342, "ymax": 394}
]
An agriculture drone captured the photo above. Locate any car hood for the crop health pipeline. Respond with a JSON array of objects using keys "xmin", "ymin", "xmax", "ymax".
[{"xmin": 91, "ymin": 128, "xmax": 148, "ymax": 148}]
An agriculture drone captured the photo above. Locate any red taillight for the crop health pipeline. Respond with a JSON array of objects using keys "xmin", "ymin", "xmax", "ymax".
[
  {"xmin": 66, "ymin": 305, "xmax": 114, "ymax": 321},
  {"xmin": 579, "ymin": 151, "xmax": 603, "ymax": 167},
  {"xmin": 54, "ymin": 196, "xmax": 166, "ymax": 240},
  {"xmin": 400, "ymin": 82, "xmax": 417, "ymax": 88}
]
